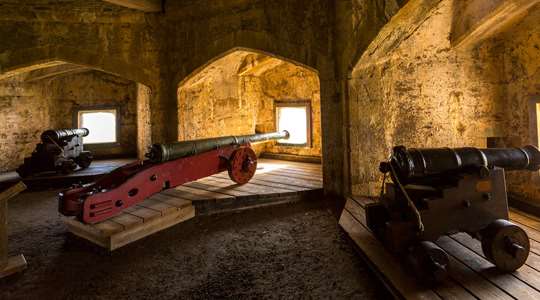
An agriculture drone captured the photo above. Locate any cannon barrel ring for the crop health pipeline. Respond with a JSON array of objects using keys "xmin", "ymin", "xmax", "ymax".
[
  {"xmin": 41, "ymin": 128, "xmax": 90, "ymax": 142},
  {"xmin": 387, "ymin": 145, "xmax": 540, "ymax": 183}
]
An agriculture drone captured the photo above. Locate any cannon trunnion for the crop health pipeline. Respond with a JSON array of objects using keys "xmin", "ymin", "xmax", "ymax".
[
  {"xmin": 366, "ymin": 146, "xmax": 538, "ymax": 284},
  {"xmin": 16, "ymin": 128, "xmax": 93, "ymax": 177}
]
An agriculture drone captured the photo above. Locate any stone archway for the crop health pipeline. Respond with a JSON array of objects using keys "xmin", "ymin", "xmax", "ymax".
[
  {"xmin": 176, "ymin": 49, "xmax": 323, "ymax": 160},
  {"xmin": 0, "ymin": 59, "xmax": 152, "ymax": 171},
  {"xmin": 0, "ymin": 45, "xmax": 156, "ymax": 89},
  {"xmin": 171, "ymin": 43, "xmax": 342, "ymax": 195}
]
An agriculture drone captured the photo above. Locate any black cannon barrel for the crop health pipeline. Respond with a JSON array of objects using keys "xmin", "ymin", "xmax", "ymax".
[
  {"xmin": 386, "ymin": 145, "xmax": 540, "ymax": 182},
  {"xmin": 146, "ymin": 130, "xmax": 290, "ymax": 163},
  {"xmin": 41, "ymin": 128, "xmax": 90, "ymax": 142}
]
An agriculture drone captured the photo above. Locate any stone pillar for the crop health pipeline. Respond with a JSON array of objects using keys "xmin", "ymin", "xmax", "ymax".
[
  {"xmin": 136, "ymin": 83, "xmax": 152, "ymax": 160},
  {"xmin": 0, "ymin": 197, "xmax": 7, "ymax": 269},
  {"xmin": 319, "ymin": 75, "xmax": 344, "ymax": 196},
  {"xmin": 150, "ymin": 80, "xmax": 179, "ymax": 144}
]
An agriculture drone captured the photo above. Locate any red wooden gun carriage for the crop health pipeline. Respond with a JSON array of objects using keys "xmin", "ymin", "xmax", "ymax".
[{"xmin": 59, "ymin": 131, "xmax": 289, "ymax": 224}]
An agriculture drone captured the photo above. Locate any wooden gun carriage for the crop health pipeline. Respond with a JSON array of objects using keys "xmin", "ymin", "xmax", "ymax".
[
  {"xmin": 366, "ymin": 145, "xmax": 539, "ymax": 284},
  {"xmin": 17, "ymin": 128, "xmax": 93, "ymax": 177},
  {"xmin": 59, "ymin": 131, "xmax": 289, "ymax": 224}
]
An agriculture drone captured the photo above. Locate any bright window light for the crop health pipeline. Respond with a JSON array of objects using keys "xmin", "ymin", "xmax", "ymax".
[
  {"xmin": 276, "ymin": 106, "xmax": 308, "ymax": 145},
  {"xmin": 78, "ymin": 109, "xmax": 117, "ymax": 144}
]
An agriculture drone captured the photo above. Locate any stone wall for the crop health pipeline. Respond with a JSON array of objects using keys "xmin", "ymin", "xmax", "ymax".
[
  {"xmin": 0, "ymin": 0, "xmax": 162, "ymax": 141},
  {"xmin": 177, "ymin": 50, "xmax": 322, "ymax": 157},
  {"xmin": 334, "ymin": 0, "xmax": 405, "ymax": 76},
  {"xmin": 0, "ymin": 70, "xmax": 139, "ymax": 172},
  {"xmin": 165, "ymin": 0, "xmax": 334, "ymax": 83},
  {"xmin": 164, "ymin": 0, "xmax": 340, "ymax": 193},
  {"xmin": 46, "ymin": 71, "xmax": 139, "ymax": 158},
  {"xmin": 178, "ymin": 52, "xmax": 257, "ymax": 140},
  {"xmin": 0, "ymin": 0, "xmax": 344, "ymax": 194},
  {"xmin": 136, "ymin": 83, "xmax": 152, "ymax": 160},
  {"xmin": 348, "ymin": 0, "xmax": 504, "ymax": 195},
  {"xmin": 0, "ymin": 75, "xmax": 53, "ymax": 171},
  {"xmin": 347, "ymin": 0, "xmax": 540, "ymax": 205},
  {"xmin": 333, "ymin": 0, "xmax": 409, "ymax": 194},
  {"xmin": 496, "ymin": 8, "xmax": 540, "ymax": 203},
  {"xmin": 244, "ymin": 63, "xmax": 322, "ymax": 157},
  {"xmin": 450, "ymin": 0, "xmax": 540, "ymax": 48}
]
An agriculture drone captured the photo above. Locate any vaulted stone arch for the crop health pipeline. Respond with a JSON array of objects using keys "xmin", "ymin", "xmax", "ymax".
[
  {"xmin": 175, "ymin": 47, "xmax": 320, "ymax": 89},
  {"xmin": 0, "ymin": 51, "xmax": 154, "ymax": 165},
  {"xmin": 0, "ymin": 45, "xmax": 157, "ymax": 89},
  {"xmin": 170, "ymin": 42, "xmax": 343, "ymax": 195}
]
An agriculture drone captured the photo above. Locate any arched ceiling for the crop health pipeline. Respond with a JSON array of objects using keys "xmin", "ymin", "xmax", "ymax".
[{"xmin": 102, "ymin": 0, "xmax": 162, "ymax": 12}]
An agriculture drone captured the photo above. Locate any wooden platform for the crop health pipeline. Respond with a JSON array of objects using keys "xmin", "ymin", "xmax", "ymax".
[
  {"xmin": 64, "ymin": 159, "xmax": 323, "ymax": 250},
  {"xmin": 0, "ymin": 158, "xmax": 136, "ymax": 190},
  {"xmin": 1, "ymin": 182, "xmax": 27, "ymax": 279},
  {"xmin": 260, "ymin": 152, "xmax": 322, "ymax": 164},
  {"xmin": 340, "ymin": 197, "xmax": 540, "ymax": 300},
  {"xmin": 64, "ymin": 197, "xmax": 195, "ymax": 251}
]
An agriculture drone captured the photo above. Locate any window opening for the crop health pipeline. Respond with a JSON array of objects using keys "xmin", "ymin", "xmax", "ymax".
[
  {"xmin": 77, "ymin": 109, "xmax": 117, "ymax": 144},
  {"xmin": 275, "ymin": 101, "xmax": 311, "ymax": 147}
]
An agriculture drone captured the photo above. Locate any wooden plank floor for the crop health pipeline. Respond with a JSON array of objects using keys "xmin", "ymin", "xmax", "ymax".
[
  {"xmin": 65, "ymin": 159, "xmax": 323, "ymax": 250},
  {"xmin": 181, "ymin": 159, "xmax": 323, "ymax": 214},
  {"xmin": 339, "ymin": 197, "xmax": 540, "ymax": 300}
]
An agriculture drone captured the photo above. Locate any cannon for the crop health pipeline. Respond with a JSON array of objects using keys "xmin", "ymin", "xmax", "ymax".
[
  {"xmin": 58, "ymin": 131, "xmax": 289, "ymax": 224},
  {"xmin": 16, "ymin": 128, "xmax": 93, "ymax": 177},
  {"xmin": 366, "ymin": 145, "xmax": 539, "ymax": 284}
]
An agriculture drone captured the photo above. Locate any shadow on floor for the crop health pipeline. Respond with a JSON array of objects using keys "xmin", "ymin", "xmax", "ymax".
[{"xmin": 1, "ymin": 190, "xmax": 390, "ymax": 299}]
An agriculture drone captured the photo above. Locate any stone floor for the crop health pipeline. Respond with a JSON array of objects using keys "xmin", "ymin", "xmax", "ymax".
[{"xmin": 0, "ymin": 190, "xmax": 389, "ymax": 299}]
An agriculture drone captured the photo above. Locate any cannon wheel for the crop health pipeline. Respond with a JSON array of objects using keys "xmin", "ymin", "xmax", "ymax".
[
  {"xmin": 481, "ymin": 219, "xmax": 530, "ymax": 272},
  {"xmin": 75, "ymin": 152, "xmax": 93, "ymax": 169},
  {"xmin": 406, "ymin": 241, "xmax": 449, "ymax": 286},
  {"xmin": 228, "ymin": 146, "xmax": 257, "ymax": 184},
  {"xmin": 60, "ymin": 160, "xmax": 77, "ymax": 174}
]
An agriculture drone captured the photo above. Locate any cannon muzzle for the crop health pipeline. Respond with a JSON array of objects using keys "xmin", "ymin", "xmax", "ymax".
[
  {"xmin": 41, "ymin": 128, "xmax": 90, "ymax": 142},
  {"xmin": 146, "ymin": 130, "xmax": 290, "ymax": 163},
  {"xmin": 384, "ymin": 145, "xmax": 540, "ymax": 183}
]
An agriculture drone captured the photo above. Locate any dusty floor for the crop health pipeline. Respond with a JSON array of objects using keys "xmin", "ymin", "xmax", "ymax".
[{"xmin": 0, "ymin": 190, "xmax": 389, "ymax": 299}]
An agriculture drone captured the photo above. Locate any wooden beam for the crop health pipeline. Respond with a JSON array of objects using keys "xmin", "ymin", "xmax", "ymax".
[
  {"xmin": 102, "ymin": 0, "xmax": 162, "ymax": 12},
  {"xmin": 238, "ymin": 58, "xmax": 284, "ymax": 77},
  {"xmin": 0, "ymin": 182, "xmax": 27, "ymax": 279},
  {"xmin": 0, "ymin": 61, "xmax": 65, "ymax": 81},
  {"xmin": 24, "ymin": 64, "xmax": 91, "ymax": 82},
  {"xmin": 452, "ymin": 0, "xmax": 540, "ymax": 49}
]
